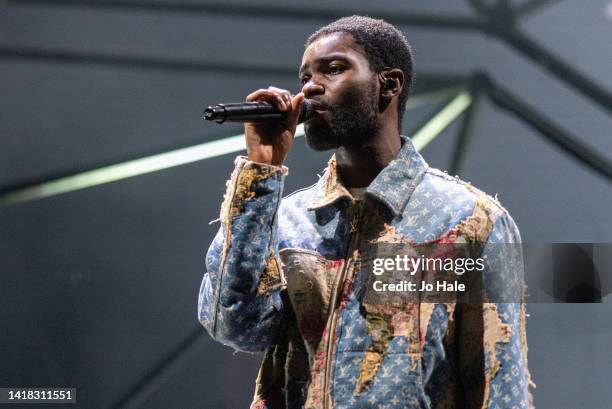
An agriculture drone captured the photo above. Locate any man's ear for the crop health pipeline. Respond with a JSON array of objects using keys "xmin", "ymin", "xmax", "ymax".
[{"xmin": 378, "ymin": 68, "xmax": 404, "ymax": 99}]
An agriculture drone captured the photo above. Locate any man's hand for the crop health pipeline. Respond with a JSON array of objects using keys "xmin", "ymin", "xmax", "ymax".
[{"xmin": 244, "ymin": 87, "xmax": 305, "ymax": 166}]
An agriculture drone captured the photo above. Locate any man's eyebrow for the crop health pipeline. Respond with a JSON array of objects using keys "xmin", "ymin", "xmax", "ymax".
[{"xmin": 299, "ymin": 53, "xmax": 350, "ymax": 77}]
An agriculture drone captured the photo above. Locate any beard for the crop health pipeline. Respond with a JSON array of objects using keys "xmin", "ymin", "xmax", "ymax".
[{"xmin": 304, "ymin": 81, "xmax": 380, "ymax": 152}]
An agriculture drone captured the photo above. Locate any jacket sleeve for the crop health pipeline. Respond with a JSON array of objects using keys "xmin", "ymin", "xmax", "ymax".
[
  {"xmin": 197, "ymin": 156, "xmax": 287, "ymax": 352},
  {"xmin": 458, "ymin": 211, "xmax": 535, "ymax": 409}
]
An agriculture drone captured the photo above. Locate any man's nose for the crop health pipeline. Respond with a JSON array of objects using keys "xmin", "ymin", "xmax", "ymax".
[{"xmin": 301, "ymin": 81, "xmax": 324, "ymax": 98}]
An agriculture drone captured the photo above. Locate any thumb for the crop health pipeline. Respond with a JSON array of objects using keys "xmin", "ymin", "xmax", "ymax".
[{"xmin": 285, "ymin": 92, "xmax": 305, "ymax": 129}]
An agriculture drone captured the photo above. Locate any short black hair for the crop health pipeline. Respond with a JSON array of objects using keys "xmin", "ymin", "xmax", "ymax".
[{"xmin": 306, "ymin": 15, "xmax": 415, "ymax": 128}]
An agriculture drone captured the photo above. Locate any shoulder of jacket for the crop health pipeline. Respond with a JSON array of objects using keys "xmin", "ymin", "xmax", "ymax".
[
  {"xmin": 425, "ymin": 167, "xmax": 509, "ymax": 220},
  {"xmin": 283, "ymin": 182, "xmax": 318, "ymax": 201}
]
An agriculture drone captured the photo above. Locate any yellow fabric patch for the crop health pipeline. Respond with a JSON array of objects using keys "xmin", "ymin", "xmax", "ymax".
[{"xmin": 256, "ymin": 252, "xmax": 285, "ymax": 295}]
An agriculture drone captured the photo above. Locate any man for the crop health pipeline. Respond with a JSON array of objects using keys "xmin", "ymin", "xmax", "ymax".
[{"xmin": 198, "ymin": 16, "xmax": 534, "ymax": 409}]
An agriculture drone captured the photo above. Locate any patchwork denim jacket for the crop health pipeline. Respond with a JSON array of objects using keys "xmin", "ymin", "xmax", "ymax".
[{"xmin": 198, "ymin": 136, "xmax": 534, "ymax": 409}]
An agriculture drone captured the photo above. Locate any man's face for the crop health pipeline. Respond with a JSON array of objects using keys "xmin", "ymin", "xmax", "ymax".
[{"xmin": 299, "ymin": 33, "xmax": 380, "ymax": 151}]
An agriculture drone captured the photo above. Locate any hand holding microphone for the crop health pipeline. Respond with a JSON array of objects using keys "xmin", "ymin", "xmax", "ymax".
[{"xmin": 204, "ymin": 86, "xmax": 308, "ymax": 167}]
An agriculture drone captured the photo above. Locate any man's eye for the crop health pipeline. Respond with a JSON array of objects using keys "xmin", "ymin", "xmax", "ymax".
[
  {"xmin": 301, "ymin": 77, "xmax": 310, "ymax": 85},
  {"xmin": 329, "ymin": 65, "xmax": 345, "ymax": 74}
]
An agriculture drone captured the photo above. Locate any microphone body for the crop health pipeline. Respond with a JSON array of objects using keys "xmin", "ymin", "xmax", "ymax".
[{"xmin": 203, "ymin": 100, "xmax": 314, "ymax": 124}]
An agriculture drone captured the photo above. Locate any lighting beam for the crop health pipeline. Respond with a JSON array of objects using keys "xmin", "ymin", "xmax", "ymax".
[
  {"xmin": 0, "ymin": 85, "xmax": 465, "ymax": 206},
  {"xmin": 411, "ymin": 91, "xmax": 473, "ymax": 151}
]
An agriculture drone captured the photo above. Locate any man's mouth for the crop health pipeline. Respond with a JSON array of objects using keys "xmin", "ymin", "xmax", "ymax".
[
  {"xmin": 304, "ymin": 101, "xmax": 329, "ymax": 122},
  {"xmin": 307, "ymin": 100, "xmax": 328, "ymax": 112}
]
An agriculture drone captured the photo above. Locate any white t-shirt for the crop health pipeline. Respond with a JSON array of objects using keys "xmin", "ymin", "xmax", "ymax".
[{"xmin": 348, "ymin": 186, "xmax": 368, "ymax": 200}]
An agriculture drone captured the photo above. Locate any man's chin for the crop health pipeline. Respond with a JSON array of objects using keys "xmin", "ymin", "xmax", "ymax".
[{"xmin": 304, "ymin": 125, "xmax": 339, "ymax": 152}]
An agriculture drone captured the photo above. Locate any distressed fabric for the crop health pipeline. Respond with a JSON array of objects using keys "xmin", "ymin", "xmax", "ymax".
[{"xmin": 198, "ymin": 136, "xmax": 534, "ymax": 409}]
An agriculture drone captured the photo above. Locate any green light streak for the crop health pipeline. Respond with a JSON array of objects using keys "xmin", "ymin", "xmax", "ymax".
[
  {"xmin": 0, "ymin": 86, "xmax": 468, "ymax": 206},
  {"xmin": 405, "ymin": 85, "xmax": 464, "ymax": 110},
  {"xmin": 0, "ymin": 125, "xmax": 303, "ymax": 206},
  {"xmin": 411, "ymin": 91, "xmax": 473, "ymax": 151}
]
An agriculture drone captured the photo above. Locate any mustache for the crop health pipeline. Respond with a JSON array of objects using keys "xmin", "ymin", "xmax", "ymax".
[{"xmin": 305, "ymin": 98, "xmax": 329, "ymax": 111}]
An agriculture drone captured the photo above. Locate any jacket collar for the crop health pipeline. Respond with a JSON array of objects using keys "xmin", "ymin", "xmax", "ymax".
[{"xmin": 308, "ymin": 135, "xmax": 429, "ymax": 216}]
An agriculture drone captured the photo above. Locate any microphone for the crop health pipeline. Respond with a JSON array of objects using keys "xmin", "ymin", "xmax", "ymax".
[{"xmin": 203, "ymin": 100, "xmax": 314, "ymax": 124}]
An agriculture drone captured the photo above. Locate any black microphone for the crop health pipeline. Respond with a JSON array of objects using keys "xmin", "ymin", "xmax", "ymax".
[{"xmin": 203, "ymin": 100, "xmax": 314, "ymax": 124}]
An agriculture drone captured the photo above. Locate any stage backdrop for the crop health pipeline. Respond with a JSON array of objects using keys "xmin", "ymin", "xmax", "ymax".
[{"xmin": 1, "ymin": 1, "xmax": 611, "ymax": 408}]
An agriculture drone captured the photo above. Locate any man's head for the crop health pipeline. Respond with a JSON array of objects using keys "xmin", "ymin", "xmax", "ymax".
[{"xmin": 299, "ymin": 16, "xmax": 414, "ymax": 151}]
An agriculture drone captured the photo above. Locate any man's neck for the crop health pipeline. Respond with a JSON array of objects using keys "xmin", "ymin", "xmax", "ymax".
[{"xmin": 335, "ymin": 130, "xmax": 402, "ymax": 188}]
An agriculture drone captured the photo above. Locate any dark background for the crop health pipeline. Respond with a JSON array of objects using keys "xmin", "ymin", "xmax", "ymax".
[{"xmin": 1, "ymin": 1, "xmax": 611, "ymax": 408}]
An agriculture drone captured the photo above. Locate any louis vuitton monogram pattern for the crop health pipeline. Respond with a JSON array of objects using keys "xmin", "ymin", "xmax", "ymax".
[{"xmin": 199, "ymin": 136, "xmax": 533, "ymax": 408}]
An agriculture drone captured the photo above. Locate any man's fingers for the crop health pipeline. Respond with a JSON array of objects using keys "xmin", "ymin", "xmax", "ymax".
[
  {"xmin": 246, "ymin": 88, "xmax": 272, "ymax": 101},
  {"xmin": 286, "ymin": 93, "xmax": 305, "ymax": 127},
  {"xmin": 244, "ymin": 87, "xmax": 301, "ymax": 121},
  {"xmin": 267, "ymin": 86, "xmax": 292, "ymax": 107},
  {"xmin": 291, "ymin": 92, "xmax": 305, "ymax": 110},
  {"xmin": 245, "ymin": 89, "xmax": 288, "ymax": 111}
]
